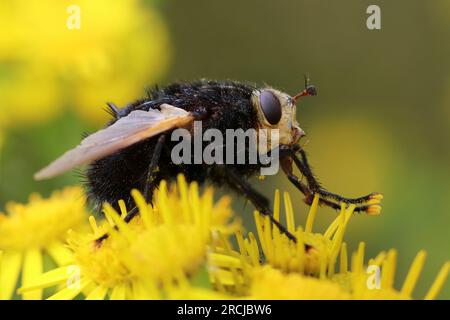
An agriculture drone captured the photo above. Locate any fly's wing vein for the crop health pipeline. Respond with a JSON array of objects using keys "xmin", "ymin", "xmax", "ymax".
[{"xmin": 34, "ymin": 104, "xmax": 193, "ymax": 180}]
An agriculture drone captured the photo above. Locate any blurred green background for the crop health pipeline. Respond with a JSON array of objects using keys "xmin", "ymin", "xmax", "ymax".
[{"xmin": 0, "ymin": 0, "xmax": 449, "ymax": 298}]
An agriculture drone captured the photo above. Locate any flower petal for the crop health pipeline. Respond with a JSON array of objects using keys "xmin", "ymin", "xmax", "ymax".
[
  {"xmin": 425, "ymin": 262, "xmax": 450, "ymax": 300},
  {"xmin": 109, "ymin": 284, "xmax": 127, "ymax": 300},
  {"xmin": 0, "ymin": 251, "xmax": 22, "ymax": 300},
  {"xmin": 21, "ymin": 248, "xmax": 43, "ymax": 300},
  {"xmin": 47, "ymin": 277, "xmax": 91, "ymax": 300},
  {"xmin": 46, "ymin": 241, "xmax": 73, "ymax": 266},
  {"xmin": 18, "ymin": 265, "xmax": 76, "ymax": 293},
  {"xmin": 85, "ymin": 285, "xmax": 108, "ymax": 300}
]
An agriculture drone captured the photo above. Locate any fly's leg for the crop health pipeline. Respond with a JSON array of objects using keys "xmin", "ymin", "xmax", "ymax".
[
  {"xmin": 281, "ymin": 145, "xmax": 382, "ymax": 214},
  {"xmin": 96, "ymin": 134, "xmax": 166, "ymax": 244},
  {"xmin": 223, "ymin": 166, "xmax": 298, "ymax": 243},
  {"xmin": 143, "ymin": 135, "xmax": 166, "ymax": 201},
  {"xmin": 95, "ymin": 106, "xmax": 212, "ymax": 246},
  {"xmin": 97, "ymin": 108, "xmax": 209, "ymax": 246},
  {"xmin": 122, "ymin": 134, "xmax": 166, "ymax": 222},
  {"xmin": 296, "ymin": 147, "xmax": 381, "ymax": 204}
]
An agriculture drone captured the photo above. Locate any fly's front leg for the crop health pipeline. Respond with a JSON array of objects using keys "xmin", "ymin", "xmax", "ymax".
[
  {"xmin": 295, "ymin": 147, "xmax": 381, "ymax": 205},
  {"xmin": 280, "ymin": 153, "xmax": 341, "ymax": 210},
  {"xmin": 281, "ymin": 145, "xmax": 382, "ymax": 215}
]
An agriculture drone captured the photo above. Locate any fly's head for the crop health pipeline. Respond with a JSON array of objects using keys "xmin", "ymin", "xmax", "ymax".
[{"xmin": 251, "ymin": 82, "xmax": 316, "ymax": 153}]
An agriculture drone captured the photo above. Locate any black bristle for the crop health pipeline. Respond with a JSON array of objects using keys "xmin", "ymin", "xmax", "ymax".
[
  {"xmin": 105, "ymin": 102, "xmax": 120, "ymax": 119},
  {"xmin": 81, "ymin": 131, "xmax": 90, "ymax": 139}
]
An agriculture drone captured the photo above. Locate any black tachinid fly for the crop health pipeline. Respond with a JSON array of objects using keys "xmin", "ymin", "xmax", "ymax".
[{"xmin": 35, "ymin": 79, "xmax": 383, "ymax": 242}]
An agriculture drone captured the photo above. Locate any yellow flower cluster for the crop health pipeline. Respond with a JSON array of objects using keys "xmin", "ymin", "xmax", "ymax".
[
  {"xmin": 0, "ymin": 175, "xmax": 448, "ymax": 300},
  {"xmin": 208, "ymin": 192, "xmax": 449, "ymax": 300},
  {"xmin": 0, "ymin": 0, "xmax": 170, "ymax": 129},
  {"xmin": 0, "ymin": 187, "xmax": 88, "ymax": 299},
  {"xmin": 18, "ymin": 176, "xmax": 237, "ymax": 299}
]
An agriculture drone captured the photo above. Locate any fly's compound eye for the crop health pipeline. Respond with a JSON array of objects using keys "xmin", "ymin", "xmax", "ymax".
[{"xmin": 259, "ymin": 90, "xmax": 282, "ymax": 125}]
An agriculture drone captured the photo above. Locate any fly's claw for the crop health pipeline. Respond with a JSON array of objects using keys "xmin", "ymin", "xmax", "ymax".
[
  {"xmin": 369, "ymin": 192, "xmax": 384, "ymax": 201},
  {"xmin": 364, "ymin": 192, "xmax": 383, "ymax": 215},
  {"xmin": 365, "ymin": 204, "xmax": 382, "ymax": 216}
]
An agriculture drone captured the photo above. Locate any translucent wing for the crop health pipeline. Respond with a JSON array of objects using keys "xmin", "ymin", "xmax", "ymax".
[{"xmin": 34, "ymin": 104, "xmax": 194, "ymax": 180}]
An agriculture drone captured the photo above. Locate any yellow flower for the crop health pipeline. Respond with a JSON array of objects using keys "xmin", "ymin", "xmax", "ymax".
[
  {"xmin": 0, "ymin": 0, "xmax": 171, "ymax": 127},
  {"xmin": 0, "ymin": 61, "xmax": 61, "ymax": 129},
  {"xmin": 0, "ymin": 187, "xmax": 87, "ymax": 300},
  {"xmin": 209, "ymin": 191, "xmax": 359, "ymax": 293},
  {"xmin": 209, "ymin": 191, "xmax": 449, "ymax": 300},
  {"xmin": 19, "ymin": 175, "xmax": 237, "ymax": 299},
  {"xmin": 339, "ymin": 243, "xmax": 450, "ymax": 300},
  {"xmin": 10, "ymin": 182, "xmax": 449, "ymax": 300},
  {"xmin": 248, "ymin": 266, "xmax": 350, "ymax": 300}
]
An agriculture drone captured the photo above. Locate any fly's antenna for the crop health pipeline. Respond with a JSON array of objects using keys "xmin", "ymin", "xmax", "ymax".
[{"xmin": 292, "ymin": 73, "xmax": 317, "ymax": 103}]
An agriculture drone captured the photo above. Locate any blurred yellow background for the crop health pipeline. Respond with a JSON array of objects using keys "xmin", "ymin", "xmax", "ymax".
[{"xmin": 0, "ymin": 0, "xmax": 449, "ymax": 298}]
